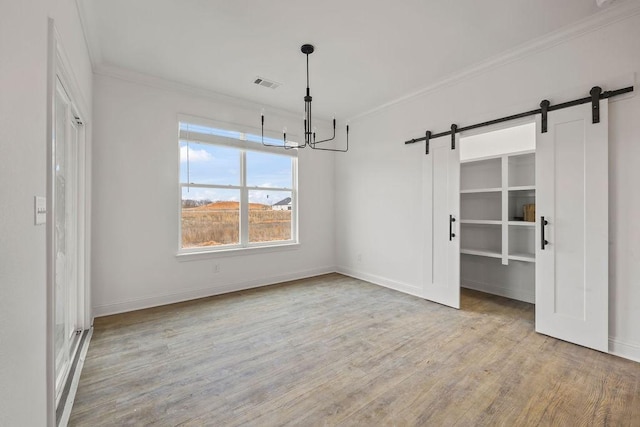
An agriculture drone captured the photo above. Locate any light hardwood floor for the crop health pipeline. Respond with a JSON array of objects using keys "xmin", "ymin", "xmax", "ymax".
[{"xmin": 70, "ymin": 273, "xmax": 640, "ymax": 426}]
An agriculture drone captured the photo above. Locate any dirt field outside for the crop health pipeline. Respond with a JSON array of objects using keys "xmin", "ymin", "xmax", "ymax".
[{"xmin": 181, "ymin": 201, "xmax": 291, "ymax": 247}]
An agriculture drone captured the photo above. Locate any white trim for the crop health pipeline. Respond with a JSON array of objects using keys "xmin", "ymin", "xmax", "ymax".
[
  {"xmin": 608, "ymin": 338, "xmax": 640, "ymax": 363},
  {"xmin": 336, "ymin": 266, "xmax": 424, "ymax": 300},
  {"xmin": 178, "ymin": 183, "xmax": 292, "ymax": 193},
  {"xmin": 52, "ymin": 27, "xmax": 90, "ymax": 122},
  {"xmin": 177, "ymin": 115, "xmax": 301, "ymax": 155},
  {"xmin": 92, "ymin": 266, "xmax": 335, "ymax": 317},
  {"xmin": 76, "ymin": 120, "xmax": 91, "ymax": 331},
  {"xmin": 240, "ymin": 151, "xmax": 249, "ymax": 245},
  {"xmin": 180, "ymin": 130, "xmax": 299, "ymax": 156},
  {"xmin": 57, "ymin": 329, "xmax": 93, "ymax": 427},
  {"xmin": 461, "ymin": 279, "xmax": 535, "ymax": 305},
  {"xmin": 349, "ymin": 1, "xmax": 640, "ymax": 122},
  {"xmin": 176, "ymin": 242, "xmax": 301, "ymax": 261},
  {"xmin": 46, "ymin": 18, "xmax": 56, "ymax": 427}
]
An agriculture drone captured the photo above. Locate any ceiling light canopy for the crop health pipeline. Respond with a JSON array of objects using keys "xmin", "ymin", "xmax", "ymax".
[{"xmin": 261, "ymin": 44, "xmax": 349, "ymax": 152}]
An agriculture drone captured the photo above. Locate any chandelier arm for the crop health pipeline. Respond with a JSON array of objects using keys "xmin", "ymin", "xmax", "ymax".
[
  {"xmin": 284, "ymin": 136, "xmax": 306, "ymax": 149},
  {"xmin": 260, "ymin": 114, "xmax": 283, "ymax": 148},
  {"xmin": 309, "ymin": 125, "xmax": 349, "ymax": 152},
  {"xmin": 283, "ymin": 141, "xmax": 306, "ymax": 149},
  {"xmin": 312, "ymin": 131, "xmax": 336, "ymax": 145},
  {"xmin": 261, "ymin": 114, "xmax": 304, "ymax": 148},
  {"xmin": 313, "ymin": 118, "xmax": 336, "ymax": 144},
  {"xmin": 286, "ymin": 133, "xmax": 308, "ymax": 149}
]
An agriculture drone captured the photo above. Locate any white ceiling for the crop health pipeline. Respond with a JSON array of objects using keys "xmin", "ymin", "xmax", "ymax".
[{"xmin": 79, "ymin": 0, "xmax": 614, "ymax": 120}]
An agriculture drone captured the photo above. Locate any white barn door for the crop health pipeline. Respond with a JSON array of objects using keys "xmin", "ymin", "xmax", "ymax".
[
  {"xmin": 423, "ymin": 137, "xmax": 460, "ymax": 308},
  {"xmin": 535, "ymin": 102, "xmax": 608, "ymax": 352}
]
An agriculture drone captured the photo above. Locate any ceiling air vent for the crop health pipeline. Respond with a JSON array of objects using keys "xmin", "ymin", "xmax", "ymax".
[{"xmin": 254, "ymin": 76, "xmax": 281, "ymax": 89}]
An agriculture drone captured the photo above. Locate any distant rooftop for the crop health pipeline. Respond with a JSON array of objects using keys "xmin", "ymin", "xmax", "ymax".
[{"xmin": 273, "ymin": 197, "xmax": 291, "ymax": 206}]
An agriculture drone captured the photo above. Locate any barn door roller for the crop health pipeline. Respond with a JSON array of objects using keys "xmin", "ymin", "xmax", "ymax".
[
  {"xmin": 405, "ymin": 85, "xmax": 633, "ymax": 153},
  {"xmin": 590, "ymin": 86, "xmax": 602, "ymax": 124}
]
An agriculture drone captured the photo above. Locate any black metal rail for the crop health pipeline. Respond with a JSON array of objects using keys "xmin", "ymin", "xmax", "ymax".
[{"xmin": 404, "ymin": 86, "xmax": 634, "ymax": 153}]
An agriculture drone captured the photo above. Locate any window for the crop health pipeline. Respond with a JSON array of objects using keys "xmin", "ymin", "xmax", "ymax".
[{"xmin": 179, "ymin": 121, "xmax": 297, "ymax": 252}]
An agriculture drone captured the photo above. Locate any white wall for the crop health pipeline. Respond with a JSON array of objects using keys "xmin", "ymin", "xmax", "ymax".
[
  {"xmin": 336, "ymin": 11, "xmax": 640, "ymax": 361},
  {"xmin": 0, "ymin": 0, "xmax": 92, "ymax": 425},
  {"xmin": 91, "ymin": 72, "xmax": 336, "ymax": 316}
]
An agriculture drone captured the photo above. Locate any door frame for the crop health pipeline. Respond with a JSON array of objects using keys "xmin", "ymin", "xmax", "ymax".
[{"xmin": 46, "ymin": 18, "xmax": 92, "ymax": 425}]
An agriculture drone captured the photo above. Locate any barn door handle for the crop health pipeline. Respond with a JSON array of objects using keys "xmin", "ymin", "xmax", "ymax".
[
  {"xmin": 541, "ymin": 216, "xmax": 549, "ymax": 250},
  {"xmin": 449, "ymin": 215, "xmax": 456, "ymax": 241}
]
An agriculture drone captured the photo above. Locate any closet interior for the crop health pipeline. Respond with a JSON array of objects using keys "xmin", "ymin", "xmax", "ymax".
[{"xmin": 459, "ymin": 122, "xmax": 536, "ymax": 304}]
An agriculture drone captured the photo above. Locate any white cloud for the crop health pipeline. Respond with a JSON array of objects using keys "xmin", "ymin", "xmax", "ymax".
[{"xmin": 180, "ymin": 145, "xmax": 212, "ymax": 162}]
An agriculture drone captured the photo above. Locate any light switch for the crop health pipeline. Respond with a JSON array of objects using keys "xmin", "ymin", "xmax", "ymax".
[{"xmin": 35, "ymin": 196, "xmax": 46, "ymax": 225}]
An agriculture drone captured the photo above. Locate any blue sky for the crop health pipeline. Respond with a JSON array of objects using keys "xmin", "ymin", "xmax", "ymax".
[{"xmin": 179, "ymin": 141, "xmax": 292, "ymax": 205}]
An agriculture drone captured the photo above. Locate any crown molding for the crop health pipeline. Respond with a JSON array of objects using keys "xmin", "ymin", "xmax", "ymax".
[
  {"xmin": 93, "ymin": 64, "xmax": 308, "ymax": 122},
  {"xmin": 349, "ymin": 0, "xmax": 640, "ymax": 122}
]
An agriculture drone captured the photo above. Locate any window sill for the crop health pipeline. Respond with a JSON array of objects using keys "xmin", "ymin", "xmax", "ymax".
[{"xmin": 175, "ymin": 242, "xmax": 300, "ymax": 262}]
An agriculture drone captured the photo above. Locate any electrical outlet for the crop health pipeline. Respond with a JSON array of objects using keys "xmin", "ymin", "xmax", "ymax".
[
  {"xmin": 356, "ymin": 253, "xmax": 362, "ymax": 263},
  {"xmin": 213, "ymin": 264, "xmax": 220, "ymax": 274}
]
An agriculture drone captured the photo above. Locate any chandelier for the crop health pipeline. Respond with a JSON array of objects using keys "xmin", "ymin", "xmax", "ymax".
[{"xmin": 261, "ymin": 44, "xmax": 349, "ymax": 152}]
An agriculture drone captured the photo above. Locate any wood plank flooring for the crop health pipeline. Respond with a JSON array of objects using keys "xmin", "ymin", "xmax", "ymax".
[{"xmin": 70, "ymin": 273, "xmax": 640, "ymax": 426}]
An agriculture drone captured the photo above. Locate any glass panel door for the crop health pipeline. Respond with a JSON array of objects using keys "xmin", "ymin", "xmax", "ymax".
[{"xmin": 53, "ymin": 78, "xmax": 80, "ymax": 405}]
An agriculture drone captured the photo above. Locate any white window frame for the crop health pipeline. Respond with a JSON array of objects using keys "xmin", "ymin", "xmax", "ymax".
[{"xmin": 177, "ymin": 116, "xmax": 298, "ymax": 256}]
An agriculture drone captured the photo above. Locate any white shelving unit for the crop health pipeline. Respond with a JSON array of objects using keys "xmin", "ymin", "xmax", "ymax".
[
  {"xmin": 460, "ymin": 188, "xmax": 502, "ymax": 194},
  {"xmin": 458, "ymin": 123, "xmax": 536, "ymax": 305},
  {"xmin": 460, "ymin": 219, "xmax": 502, "ymax": 225},
  {"xmin": 507, "ymin": 221, "xmax": 535, "ymax": 227},
  {"xmin": 460, "ymin": 248, "xmax": 503, "ymax": 259},
  {"xmin": 460, "ymin": 150, "xmax": 536, "ymax": 265},
  {"xmin": 460, "ymin": 222, "xmax": 502, "ymax": 258}
]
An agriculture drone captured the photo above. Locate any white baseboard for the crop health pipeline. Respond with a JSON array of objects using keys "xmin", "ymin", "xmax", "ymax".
[
  {"xmin": 336, "ymin": 266, "xmax": 424, "ymax": 299},
  {"xmin": 609, "ymin": 337, "xmax": 640, "ymax": 363},
  {"xmin": 93, "ymin": 266, "xmax": 335, "ymax": 317},
  {"xmin": 461, "ymin": 278, "xmax": 534, "ymax": 304}
]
